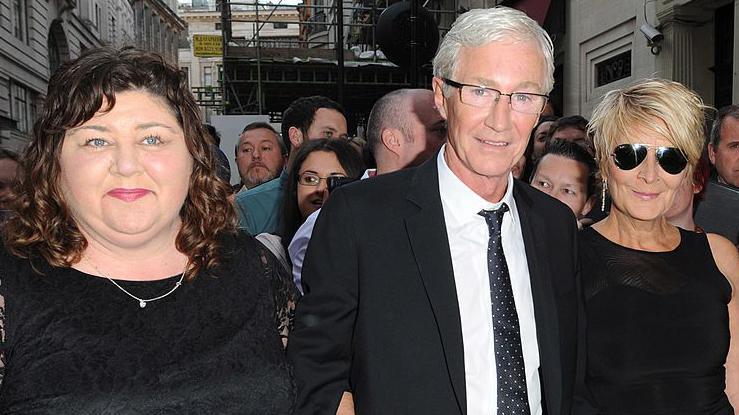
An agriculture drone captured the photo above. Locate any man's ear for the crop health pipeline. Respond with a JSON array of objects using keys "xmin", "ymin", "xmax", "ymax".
[
  {"xmin": 708, "ymin": 143, "xmax": 717, "ymax": 165},
  {"xmin": 581, "ymin": 195, "xmax": 595, "ymax": 217},
  {"xmin": 432, "ymin": 77, "xmax": 448, "ymax": 120},
  {"xmin": 288, "ymin": 126, "xmax": 304, "ymax": 149},
  {"xmin": 381, "ymin": 128, "xmax": 402, "ymax": 157}
]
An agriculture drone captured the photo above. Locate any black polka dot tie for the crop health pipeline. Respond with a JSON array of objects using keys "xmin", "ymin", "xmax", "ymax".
[{"xmin": 479, "ymin": 204, "xmax": 530, "ymax": 415}]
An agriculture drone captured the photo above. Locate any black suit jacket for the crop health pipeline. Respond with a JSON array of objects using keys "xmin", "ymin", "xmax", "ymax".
[{"xmin": 287, "ymin": 157, "xmax": 580, "ymax": 415}]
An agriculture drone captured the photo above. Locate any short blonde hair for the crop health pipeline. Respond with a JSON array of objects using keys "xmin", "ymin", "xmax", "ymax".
[{"xmin": 588, "ymin": 78, "xmax": 707, "ymax": 179}]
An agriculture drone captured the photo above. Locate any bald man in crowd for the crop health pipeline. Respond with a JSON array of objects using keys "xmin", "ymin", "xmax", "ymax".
[
  {"xmin": 367, "ymin": 88, "xmax": 447, "ymax": 174},
  {"xmin": 288, "ymin": 88, "xmax": 447, "ymax": 294}
]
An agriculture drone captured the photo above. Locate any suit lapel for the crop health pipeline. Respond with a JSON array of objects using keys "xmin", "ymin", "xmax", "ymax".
[
  {"xmin": 404, "ymin": 158, "xmax": 467, "ymax": 415},
  {"xmin": 514, "ymin": 183, "xmax": 562, "ymax": 414}
]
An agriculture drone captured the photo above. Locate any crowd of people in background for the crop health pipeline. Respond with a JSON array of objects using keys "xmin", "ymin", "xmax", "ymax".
[{"xmin": 0, "ymin": 5, "xmax": 737, "ymax": 415}]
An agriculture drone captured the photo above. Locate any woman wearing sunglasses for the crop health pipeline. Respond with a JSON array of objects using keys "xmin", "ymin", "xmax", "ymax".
[{"xmin": 577, "ymin": 78, "xmax": 739, "ymax": 414}]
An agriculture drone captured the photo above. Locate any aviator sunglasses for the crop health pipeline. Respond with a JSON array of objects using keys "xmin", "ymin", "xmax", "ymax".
[{"xmin": 611, "ymin": 143, "xmax": 688, "ymax": 175}]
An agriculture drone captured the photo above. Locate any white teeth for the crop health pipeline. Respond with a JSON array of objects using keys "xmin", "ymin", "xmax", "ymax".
[{"xmin": 480, "ymin": 139, "xmax": 508, "ymax": 146}]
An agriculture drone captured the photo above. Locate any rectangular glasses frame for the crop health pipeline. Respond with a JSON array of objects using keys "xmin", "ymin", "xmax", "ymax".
[{"xmin": 442, "ymin": 78, "xmax": 549, "ymax": 114}]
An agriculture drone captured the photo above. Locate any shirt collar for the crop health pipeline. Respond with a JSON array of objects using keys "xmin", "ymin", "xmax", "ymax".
[
  {"xmin": 279, "ymin": 169, "xmax": 289, "ymax": 183},
  {"xmin": 437, "ymin": 144, "xmax": 518, "ymax": 222},
  {"xmin": 361, "ymin": 169, "xmax": 377, "ymax": 180}
]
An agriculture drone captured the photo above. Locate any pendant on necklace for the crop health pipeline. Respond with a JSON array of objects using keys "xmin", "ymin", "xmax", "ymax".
[{"xmin": 139, "ymin": 300, "xmax": 147, "ymax": 308}]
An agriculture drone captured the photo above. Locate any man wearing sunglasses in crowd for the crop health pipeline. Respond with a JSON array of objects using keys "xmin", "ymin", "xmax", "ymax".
[
  {"xmin": 577, "ymin": 78, "xmax": 739, "ymax": 413},
  {"xmin": 288, "ymin": 7, "xmax": 580, "ymax": 415}
]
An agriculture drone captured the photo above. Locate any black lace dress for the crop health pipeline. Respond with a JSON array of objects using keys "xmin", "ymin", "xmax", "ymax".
[
  {"xmin": 0, "ymin": 231, "xmax": 297, "ymax": 414},
  {"xmin": 579, "ymin": 227, "xmax": 734, "ymax": 414}
]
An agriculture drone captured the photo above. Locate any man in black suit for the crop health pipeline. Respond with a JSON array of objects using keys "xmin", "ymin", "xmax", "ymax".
[{"xmin": 288, "ymin": 7, "xmax": 580, "ymax": 415}]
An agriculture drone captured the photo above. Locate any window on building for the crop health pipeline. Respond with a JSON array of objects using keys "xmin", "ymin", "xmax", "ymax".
[
  {"xmin": 215, "ymin": 22, "xmax": 221, "ymax": 30},
  {"xmin": 204, "ymin": 66, "xmax": 213, "ymax": 87},
  {"xmin": 94, "ymin": 2, "xmax": 100, "ymax": 28},
  {"xmin": 12, "ymin": 0, "xmax": 29, "ymax": 43},
  {"xmin": 273, "ymin": 22, "xmax": 288, "ymax": 29},
  {"xmin": 48, "ymin": 32, "xmax": 61, "ymax": 74},
  {"xmin": 110, "ymin": 16, "xmax": 116, "ymax": 42},
  {"xmin": 144, "ymin": 7, "xmax": 151, "ymax": 49},
  {"xmin": 595, "ymin": 51, "xmax": 631, "ymax": 88},
  {"xmin": 9, "ymin": 81, "xmax": 37, "ymax": 133}
]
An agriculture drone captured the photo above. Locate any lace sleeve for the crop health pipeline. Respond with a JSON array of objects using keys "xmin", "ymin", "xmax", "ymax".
[{"xmin": 257, "ymin": 243, "xmax": 299, "ymax": 348}]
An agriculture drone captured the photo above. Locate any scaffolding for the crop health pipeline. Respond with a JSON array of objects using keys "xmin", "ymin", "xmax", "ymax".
[
  {"xmin": 217, "ymin": 0, "xmax": 461, "ymax": 123},
  {"xmin": 214, "ymin": 0, "xmax": 562, "ymax": 124}
]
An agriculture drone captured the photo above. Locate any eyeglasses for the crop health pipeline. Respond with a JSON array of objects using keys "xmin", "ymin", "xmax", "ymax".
[
  {"xmin": 442, "ymin": 78, "xmax": 548, "ymax": 114},
  {"xmin": 611, "ymin": 143, "xmax": 688, "ymax": 175},
  {"xmin": 298, "ymin": 172, "xmax": 347, "ymax": 186}
]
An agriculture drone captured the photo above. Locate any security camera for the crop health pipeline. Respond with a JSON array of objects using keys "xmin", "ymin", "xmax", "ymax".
[{"xmin": 640, "ymin": 23, "xmax": 663, "ymax": 44}]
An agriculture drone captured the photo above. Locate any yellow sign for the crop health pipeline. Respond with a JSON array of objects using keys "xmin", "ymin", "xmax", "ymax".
[{"xmin": 193, "ymin": 34, "xmax": 223, "ymax": 57}]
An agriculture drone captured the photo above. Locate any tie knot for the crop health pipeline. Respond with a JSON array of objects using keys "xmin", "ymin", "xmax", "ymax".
[{"xmin": 478, "ymin": 203, "xmax": 509, "ymax": 231}]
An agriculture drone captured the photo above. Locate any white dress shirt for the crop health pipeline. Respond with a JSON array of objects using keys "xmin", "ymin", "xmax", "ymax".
[
  {"xmin": 288, "ymin": 209, "xmax": 319, "ymax": 294},
  {"xmin": 437, "ymin": 147, "xmax": 541, "ymax": 415}
]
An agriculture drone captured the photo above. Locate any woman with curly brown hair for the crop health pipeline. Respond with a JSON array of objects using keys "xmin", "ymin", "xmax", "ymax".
[{"xmin": 0, "ymin": 47, "xmax": 296, "ymax": 413}]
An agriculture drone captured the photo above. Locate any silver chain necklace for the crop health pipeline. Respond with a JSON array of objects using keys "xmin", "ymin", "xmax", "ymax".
[{"xmin": 95, "ymin": 264, "xmax": 187, "ymax": 308}]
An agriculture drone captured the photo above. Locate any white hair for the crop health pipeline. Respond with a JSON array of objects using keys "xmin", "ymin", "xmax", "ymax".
[{"xmin": 433, "ymin": 7, "xmax": 554, "ymax": 94}]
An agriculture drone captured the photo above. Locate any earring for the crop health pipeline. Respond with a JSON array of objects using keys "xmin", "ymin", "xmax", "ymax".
[{"xmin": 601, "ymin": 179, "xmax": 608, "ymax": 211}]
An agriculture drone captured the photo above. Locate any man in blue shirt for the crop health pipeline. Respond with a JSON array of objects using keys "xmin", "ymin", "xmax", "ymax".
[{"xmin": 234, "ymin": 95, "xmax": 347, "ymax": 235}]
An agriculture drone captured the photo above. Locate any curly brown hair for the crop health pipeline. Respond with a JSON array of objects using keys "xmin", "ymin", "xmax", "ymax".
[{"xmin": 3, "ymin": 47, "xmax": 237, "ymax": 280}]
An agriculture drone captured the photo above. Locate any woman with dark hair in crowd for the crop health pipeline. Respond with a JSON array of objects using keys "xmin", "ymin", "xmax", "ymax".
[
  {"xmin": 517, "ymin": 114, "xmax": 558, "ymax": 181},
  {"xmin": 0, "ymin": 47, "xmax": 296, "ymax": 413},
  {"xmin": 279, "ymin": 138, "xmax": 365, "ymax": 253},
  {"xmin": 578, "ymin": 78, "xmax": 739, "ymax": 414},
  {"xmin": 530, "ymin": 114, "xmax": 559, "ymax": 162}
]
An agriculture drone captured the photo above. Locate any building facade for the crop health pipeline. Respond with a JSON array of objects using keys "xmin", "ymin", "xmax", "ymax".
[
  {"xmin": 1, "ymin": 0, "xmax": 186, "ymax": 149},
  {"xmin": 0, "ymin": 0, "xmax": 51, "ymax": 150},
  {"xmin": 178, "ymin": 0, "xmax": 299, "ymax": 120},
  {"xmin": 1, "ymin": 0, "xmax": 137, "ymax": 150},
  {"xmin": 563, "ymin": 0, "xmax": 734, "ymax": 117},
  {"xmin": 133, "ymin": 0, "xmax": 186, "ymax": 64}
]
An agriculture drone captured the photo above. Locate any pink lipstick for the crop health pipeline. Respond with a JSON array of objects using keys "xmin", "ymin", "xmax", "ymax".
[
  {"xmin": 633, "ymin": 190, "xmax": 659, "ymax": 201},
  {"xmin": 107, "ymin": 188, "xmax": 151, "ymax": 202}
]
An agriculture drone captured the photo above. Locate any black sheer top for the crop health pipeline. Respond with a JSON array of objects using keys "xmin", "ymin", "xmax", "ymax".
[
  {"xmin": 579, "ymin": 227, "xmax": 733, "ymax": 414},
  {"xmin": 0, "ymin": 231, "xmax": 297, "ymax": 414}
]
